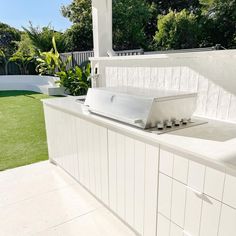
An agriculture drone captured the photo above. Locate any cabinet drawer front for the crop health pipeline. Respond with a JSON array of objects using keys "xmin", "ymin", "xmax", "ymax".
[
  {"xmin": 200, "ymin": 196, "xmax": 221, "ymax": 236},
  {"xmin": 158, "ymin": 173, "xmax": 172, "ymax": 218},
  {"xmin": 170, "ymin": 222, "xmax": 184, "ymax": 236},
  {"xmin": 173, "ymin": 155, "xmax": 189, "ymax": 184},
  {"xmin": 223, "ymin": 174, "xmax": 236, "ymax": 208},
  {"xmin": 160, "ymin": 149, "xmax": 174, "ymax": 177},
  {"xmin": 184, "ymin": 188, "xmax": 203, "ymax": 236},
  {"xmin": 171, "ymin": 180, "xmax": 186, "ymax": 228},
  {"xmin": 204, "ymin": 167, "xmax": 225, "ymax": 202},
  {"xmin": 188, "ymin": 161, "xmax": 205, "ymax": 193},
  {"xmin": 157, "ymin": 214, "xmax": 170, "ymax": 236},
  {"xmin": 218, "ymin": 204, "xmax": 236, "ymax": 236}
]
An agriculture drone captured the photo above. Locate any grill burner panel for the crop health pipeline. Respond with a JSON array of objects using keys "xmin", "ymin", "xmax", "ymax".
[{"xmin": 147, "ymin": 119, "xmax": 207, "ymax": 135}]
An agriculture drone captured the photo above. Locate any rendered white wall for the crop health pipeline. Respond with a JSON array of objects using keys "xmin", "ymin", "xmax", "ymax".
[
  {"xmin": 90, "ymin": 50, "xmax": 236, "ymax": 123},
  {"xmin": 0, "ymin": 75, "xmax": 64, "ymax": 95}
]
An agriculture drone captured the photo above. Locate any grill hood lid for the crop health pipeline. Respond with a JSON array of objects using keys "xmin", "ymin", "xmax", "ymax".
[{"xmin": 84, "ymin": 87, "xmax": 197, "ymax": 129}]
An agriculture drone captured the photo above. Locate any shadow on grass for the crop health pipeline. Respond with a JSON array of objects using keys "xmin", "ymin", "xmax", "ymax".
[{"xmin": 0, "ymin": 90, "xmax": 65, "ymax": 98}]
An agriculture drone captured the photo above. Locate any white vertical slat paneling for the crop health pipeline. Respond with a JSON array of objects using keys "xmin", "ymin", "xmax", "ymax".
[
  {"xmin": 76, "ymin": 118, "xmax": 85, "ymax": 184},
  {"xmin": 47, "ymin": 108, "xmax": 79, "ymax": 180},
  {"xmin": 116, "ymin": 133, "xmax": 126, "ymax": 219},
  {"xmin": 100, "ymin": 127, "xmax": 109, "ymax": 205},
  {"xmin": 117, "ymin": 67, "xmax": 123, "ymax": 87},
  {"xmin": 138, "ymin": 67, "xmax": 145, "ymax": 88},
  {"xmin": 143, "ymin": 67, "xmax": 151, "ymax": 88},
  {"xmin": 88, "ymin": 123, "xmax": 95, "ymax": 194},
  {"xmin": 94, "ymin": 124, "xmax": 102, "ymax": 199},
  {"xmin": 184, "ymin": 188, "xmax": 203, "ymax": 236},
  {"xmin": 108, "ymin": 130, "xmax": 117, "ymax": 212},
  {"xmin": 122, "ymin": 67, "xmax": 128, "ymax": 87},
  {"xmin": 143, "ymin": 144, "xmax": 159, "ymax": 236},
  {"xmin": 75, "ymin": 118, "xmax": 109, "ymax": 204},
  {"xmin": 71, "ymin": 116, "xmax": 80, "ymax": 180},
  {"xmin": 164, "ymin": 67, "xmax": 172, "ymax": 89},
  {"xmin": 228, "ymin": 95, "xmax": 236, "ymax": 122},
  {"xmin": 134, "ymin": 140, "xmax": 146, "ymax": 234},
  {"xmin": 171, "ymin": 67, "xmax": 181, "ymax": 90},
  {"xmin": 205, "ymin": 82, "xmax": 220, "ymax": 118},
  {"xmin": 188, "ymin": 69, "xmax": 198, "ymax": 92},
  {"xmin": 150, "ymin": 67, "xmax": 158, "ymax": 89},
  {"xmin": 83, "ymin": 120, "xmax": 90, "ymax": 189},
  {"xmin": 216, "ymin": 89, "xmax": 231, "ymax": 120},
  {"xmin": 44, "ymin": 106, "xmax": 56, "ymax": 160},
  {"xmin": 179, "ymin": 67, "xmax": 189, "ymax": 91},
  {"xmin": 104, "ymin": 65, "xmax": 235, "ymax": 122},
  {"xmin": 157, "ymin": 67, "xmax": 165, "ymax": 88},
  {"xmin": 124, "ymin": 136, "xmax": 135, "ymax": 227}
]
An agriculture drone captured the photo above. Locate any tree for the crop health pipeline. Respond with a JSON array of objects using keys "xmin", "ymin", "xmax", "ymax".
[
  {"xmin": 23, "ymin": 23, "xmax": 66, "ymax": 53},
  {"xmin": 15, "ymin": 33, "xmax": 36, "ymax": 56},
  {"xmin": 61, "ymin": 0, "xmax": 150, "ymax": 51},
  {"xmin": 8, "ymin": 34, "xmax": 37, "ymax": 75},
  {"xmin": 144, "ymin": 0, "xmax": 201, "ymax": 49},
  {"xmin": 154, "ymin": 10, "xmax": 200, "ymax": 50},
  {"xmin": 113, "ymin": 0, "xmax": 150, "ymax": 50},
  {"xmin": 0, "ymin": 22, "xmax": 21, "ymax": 57},
  {"xmin": 199, "ymin": 0, "xmax": 236, "ymax": 48},
  {"xmin": 62, "ymin": 0, "xmax": 93, "ymax": 51},
  {"xmin": 0, "ymin": 49, "xmax": 9, "ymax": 74},
  {"xmin": 63, "ymin": 21, "xmax": 93, "ymax": 52},
  {"xmin": 9, "ymin": 52, "xmax": 34, "ymax": 75}
]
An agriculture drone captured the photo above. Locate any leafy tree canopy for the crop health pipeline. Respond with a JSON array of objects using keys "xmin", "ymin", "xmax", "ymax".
[
  {"xmin": 0, "ymin": 22, "xmax": 21, "ymax": 57},
  {"xmin": 154, "ymin": 10, "xmax": 199, "ymax": 50},
  {"xmin": 61, "ymin": 0, "xmax": 150, "ymax": 51},
  {"xmin": 23, "ymin": 22, "xmax": 66, "ymax": 53}
]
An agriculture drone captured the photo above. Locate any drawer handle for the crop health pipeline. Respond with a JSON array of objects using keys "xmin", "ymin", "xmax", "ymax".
[{"xmin": 186, "ymin": 186, "xmax": 203, "ymax": 196}]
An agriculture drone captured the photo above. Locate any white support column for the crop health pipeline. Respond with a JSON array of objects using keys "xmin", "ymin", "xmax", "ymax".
[{"xmin": 92, "ymin": 0, "xmax": 113, "ymax": 57}]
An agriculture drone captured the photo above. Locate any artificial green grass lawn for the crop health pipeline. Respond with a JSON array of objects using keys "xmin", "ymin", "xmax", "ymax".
[{"xmin": 0, "ymin": 91, "xmax": 53, "ymax": 171}]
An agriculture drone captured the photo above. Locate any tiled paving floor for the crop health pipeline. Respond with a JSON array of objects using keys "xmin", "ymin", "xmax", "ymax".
[{"xmin": 0, "ymin": 161, "xmax": 135, "ymax": 236}]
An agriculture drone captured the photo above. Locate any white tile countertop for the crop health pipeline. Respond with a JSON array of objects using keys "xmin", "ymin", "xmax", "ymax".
[{"xmin": 42, "ymin": 96, "xmax": 236, "ymax": 173}]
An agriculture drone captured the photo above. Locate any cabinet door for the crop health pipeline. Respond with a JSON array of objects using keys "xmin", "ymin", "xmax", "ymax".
[
  {"xmin": 108, "ymin": 130, "xmax": 159, "ymax": 236},
  {"xmin": 218, "ymin": 204, "xmax": 236, "ymax": 236},
  {"xmin": 45, "ymin": 106, "xmax": 78, "ymax": 180},
  {"xmin": 199, "ymin": 196, "xmax": 221, "ymax": 236},
  {"xmin": 157, "ymin": 214, "xmax": 170, "ymax": 236},
  {"xmin": 76, "ymin": 119, "xmax": 109, "ymax": 205}
]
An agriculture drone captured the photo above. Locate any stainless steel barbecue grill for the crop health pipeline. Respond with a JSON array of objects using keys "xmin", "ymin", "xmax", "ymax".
[{"xmin": 82, "ymin": 86, "xmax": 205, "ymax": 134}]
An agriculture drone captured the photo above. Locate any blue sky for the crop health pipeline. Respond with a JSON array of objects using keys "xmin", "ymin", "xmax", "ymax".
[{"xmin": 0, "ymin": 0, "xmax": 72, "ymax": 32}]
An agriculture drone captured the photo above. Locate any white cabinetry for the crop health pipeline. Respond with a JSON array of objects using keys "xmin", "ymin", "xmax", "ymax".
[
  {"xmin": 108, "ymin": 130, "xmax": 159, "ymax": 236},
  {"xmin": 157, "ymin": 147, "xmax": 236, "ymax": 236},
  {"xmin": 44, "ymin": 106, "xmax": 109, "ymax": 205},
  {"xmin": 75, "ymin": 119, "xmax": 109, "ymax": 205},
  {"xmin": 44, "ymin": 106, "xmax": 79, "ymax": 180},
  {"xmin": 44, "ymin": 105, "xmax": 236, "ymax": 236}
]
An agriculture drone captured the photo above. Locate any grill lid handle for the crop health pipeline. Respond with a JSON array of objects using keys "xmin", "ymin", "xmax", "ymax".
[{"xmin": 86, "ymin": 107, "xmax": 144, "ymax": 127}]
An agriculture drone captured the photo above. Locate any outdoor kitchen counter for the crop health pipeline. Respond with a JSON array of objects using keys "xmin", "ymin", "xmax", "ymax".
[{"xmin": 43, "ymin": 96, "xmax": 236, "ymax": 172}]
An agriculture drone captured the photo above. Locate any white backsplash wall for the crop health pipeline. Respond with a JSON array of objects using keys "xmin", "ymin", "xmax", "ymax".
[
  {"xmin": 90, "ymin": 50, "xmax": 236, "ymax": 123},
  {"xmin": 105, "ymin": 66, "xmax": 236, "ymax": 123}
]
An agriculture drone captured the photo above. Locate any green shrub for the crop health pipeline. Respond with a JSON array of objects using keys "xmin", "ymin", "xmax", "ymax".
[
  {"xmin": 36, "ymin": 37, "xmax": 91, "ymax": 96},
  {"xmin": 56, "ymin": 62, "xmax": 91, "ymax": 96},
  {"xmin": 154, "ymin": 10, "xmax": 200, "ymax": 50},
  {"xmin": 36, "ymin": 37, "xmax": 71, "ymax": 76}
]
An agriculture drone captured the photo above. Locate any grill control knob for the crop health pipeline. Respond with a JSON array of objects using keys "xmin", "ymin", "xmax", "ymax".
[
  {"xmin": 166, "ymin": 120, "xmax": 172, "ymax": 128},
  {"xmin": 157, "ymin": 122, "xmax": 164, "ymax": 130},
  {"xmin": 174, "ymin": 120, "xmax": 180, "ymax": 126},
  {"xmin": 182, "ymin": 118, "xmax": 188, "ymax": 125}
]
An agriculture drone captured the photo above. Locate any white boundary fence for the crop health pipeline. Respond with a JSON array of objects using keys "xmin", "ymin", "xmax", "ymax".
[{"xmin": 60, "ymin": 49, "xmax": 144, "ymax": 68}]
